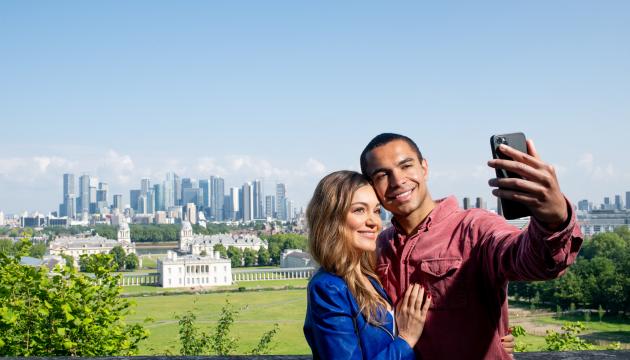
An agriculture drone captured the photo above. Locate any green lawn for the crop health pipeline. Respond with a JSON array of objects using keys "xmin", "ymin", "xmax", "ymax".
[
  {"xmin": 126, "ymin": 289, "xmax": 310, "ymax": 355},
  {"xmin": 121, "ymin": 279, "xmax": 308, "ymax": 295}
]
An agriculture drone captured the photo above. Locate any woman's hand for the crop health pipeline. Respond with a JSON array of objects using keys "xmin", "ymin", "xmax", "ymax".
[{"xmin": 395, "ymin": 283, "xmax": 432, "ymax": 348}]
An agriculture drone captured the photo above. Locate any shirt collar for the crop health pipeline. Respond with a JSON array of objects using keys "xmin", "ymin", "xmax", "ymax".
[{"xmin": 390, "ymin": 196, "xmax": 459, "ymax": 236}]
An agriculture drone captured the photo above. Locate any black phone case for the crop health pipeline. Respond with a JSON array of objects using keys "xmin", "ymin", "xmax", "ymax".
[{"xmin": 490, "ymin": 132, "xmax": 532, "ymax": 220}]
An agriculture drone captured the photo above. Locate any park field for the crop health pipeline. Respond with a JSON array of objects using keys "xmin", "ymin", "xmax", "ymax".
[{"xmin": 126, "ymin": 288, "xmax": 311, "ymax": 355}]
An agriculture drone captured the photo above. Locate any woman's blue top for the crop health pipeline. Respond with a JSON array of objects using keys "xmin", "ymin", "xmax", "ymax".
[{"xmin": 303, "ymin": 269, "xmax": 415, "ymax": 360}]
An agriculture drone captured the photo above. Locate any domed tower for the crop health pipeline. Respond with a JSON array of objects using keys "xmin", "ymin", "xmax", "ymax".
[
  {"xmin": 179, "ymin": 221, "xmax": 194, "ymax": 252},
  {"xmin": 117, "ymin": 220, "xmax": 131, "ymax": 244}
]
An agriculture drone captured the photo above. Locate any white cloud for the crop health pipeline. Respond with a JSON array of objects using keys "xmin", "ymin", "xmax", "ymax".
[
  {"xmin": 305, "ymin": 158, "xmax": 326, "ymax": 175},
  {"xmin": 576, "ymin": 152, "xmax": 614, "ymax": 181}
]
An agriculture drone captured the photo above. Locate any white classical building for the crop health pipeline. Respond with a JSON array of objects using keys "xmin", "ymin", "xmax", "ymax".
[
  {"xmin": 280, "ymin": 249, "xmax": 315, "ymax": 268},
  {"xmin": 178, "ymin": 221, "xmax": 267, "ymax": 255},
  {"xmin": 49, "ymin": 221, "xmax": 136, "ymax": 266},
  {"xmin": 158, "ymin": 250, "xmax": 232, "ymax": 288}
]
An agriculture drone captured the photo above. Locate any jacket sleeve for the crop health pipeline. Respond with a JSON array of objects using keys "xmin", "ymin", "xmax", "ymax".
[
  {"xmin": 306, "ymin": 278, "xmax": 415, "ymax": 360},
  {"xmin": 476, "ymin": 196, "xmax": 583, "ymax": 283}
]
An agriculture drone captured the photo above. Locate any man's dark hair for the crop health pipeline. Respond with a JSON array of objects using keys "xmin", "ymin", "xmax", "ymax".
[{"xmin": 360, "ymin": 133, "xmax": 423, "ymax": 177}]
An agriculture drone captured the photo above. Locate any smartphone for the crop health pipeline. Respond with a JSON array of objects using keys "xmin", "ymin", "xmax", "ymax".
[{"xmin": 490, "ymin": 132, "xmax": 532, "ymax": 219}]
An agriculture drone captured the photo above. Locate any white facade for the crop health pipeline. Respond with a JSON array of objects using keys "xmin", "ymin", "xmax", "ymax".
[
  {"xmin": 158, "ymin": 250, "xmax": 232, "ymax": 288},
  {"xmin": 179, "ymin": 221, "xmax": 267, "ymax": 255},
  {"xmin": 49, "ymin": 221, "xmax": 135, "ymax": 266},
  {"xmin": 281, "ymin": 249, "xmax": 314, "ymax": 268}
]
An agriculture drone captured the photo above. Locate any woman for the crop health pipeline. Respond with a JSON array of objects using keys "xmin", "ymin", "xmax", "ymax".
[
  {"xmin": 303, "ymin": 171, "xmax": 515, "ymax": 359},
  {"xmin": 303, "ymin": 170, "xmax": 429, "ymax": 359}
]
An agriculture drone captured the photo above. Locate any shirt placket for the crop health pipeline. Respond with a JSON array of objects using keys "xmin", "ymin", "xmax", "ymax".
[{"xmin": 398, "ymin": 231, "xmax": 421, "ymax": 298}]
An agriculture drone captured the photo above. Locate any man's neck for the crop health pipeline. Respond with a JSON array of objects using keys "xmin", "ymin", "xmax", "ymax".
[{"xmin": 397, "ymin": 198, "xmax": 436, "ymax": 235}]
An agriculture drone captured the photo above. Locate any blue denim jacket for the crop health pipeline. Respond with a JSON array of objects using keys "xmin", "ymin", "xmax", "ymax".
[{"xmin": 303, "ymin": 269, "xmax": 415, "ymax": 360}]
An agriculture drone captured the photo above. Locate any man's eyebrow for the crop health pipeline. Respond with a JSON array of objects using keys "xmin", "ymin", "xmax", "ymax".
[{"xmin": 369, "ymin": 157, "xmax": 415, "ymax": 177}]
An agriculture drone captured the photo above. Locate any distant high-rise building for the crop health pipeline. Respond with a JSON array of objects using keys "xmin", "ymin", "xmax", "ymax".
[
  {"xmin": 615, "ymin": 195, "xmax": 622, "ymax": 210},
  {"xmin": 229, "ymin": 187, "xmax": 240, "ymax": 221},
  {"xmin": 183, "ymin": 188, "xmax": 203, "ymax": 208},
  {"xmin": 181, "ymin": 177, "xmax": 193, "ymax": 204},
  {"xmin": 113, "ymin": 194, "xmax": 123, "ymax": 210},
  {"xmin": 199, "ymin": 179, "xmax": 210, "ymax": 208},
  {"xmin": 604, "ymin": 197, "xmax": 611, "ymax": 210},
  {"xmin": 463, "ymin": 197, "xmax": 472, "ymax": 210},
  {"xmin": 153, "ymin": 184, "xmax": 164, "ymax": 211},
  {"xmin": 287, "ymin": 200, "xmax": 294, "ymax": 221},
  {"xmin": 577, "ymin": 199, "xmax": 590, "ymax": 211},
  {"xmin": 174, "ymin": 173, "xmax": 182, "ymax": 206},
  {"xmin": 0, "ymin": 211, "xmax": 4, "ymax": 226},
  {"xmin": 63, "ymin": 173, "xmax": 75, "ymax": 198},
  {"xmin": 211, "ymin": 176, "xmax": 225, "ymax": 221},
  {"xmin": 130, "ymin": 190, "xmax": 142, "ymax": 212},
  {"xmin": 475, "ymin": 197, "xmax": 486, "ymax": 210},
  {"xmin": 265, "ymin": 195, "xmax": 275, "ymax": 219},
  {"xmin": 79, "ymin": 174, "xmax": 90, "ymax": 214},
  {"xmin": 252, "ymin": 180, "xmax": 263, "ymax": 219},
  {"xmin": 164, "ymin": 172, "xmax": 177, "ymax": 209},
  {"xmin": 276, "ymin": 183, "xmax": 287, "ymax": 221},
  {"xmin": 184, "ymin": 202, "xmax": 197, "ymax": 224},
  {"xmin": 141, "ymin": 178, "xmax": 151, "ymax": 194},
  {"xmin": 137, "ymin": 194, "xmax": 147, "ymax": 214},
  {"xmin": 146, "ymin": 189, "xmax": 155, "ymax": 214},
  {"xmin": 626, "ymin": 192, "xmax": 630, "ymax": 210},
  {"xmin": 60, "ymin": 173, "xmax": 76, "ymax": 217},
  {"xmin": 241, "ymin": 182, "xmax": 253, "ymax": 221}
]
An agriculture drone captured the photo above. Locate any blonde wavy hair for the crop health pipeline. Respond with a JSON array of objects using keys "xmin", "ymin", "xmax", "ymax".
[{"xmin": 306, "ymin": 170, "xmax": 388, "ymax": 324}]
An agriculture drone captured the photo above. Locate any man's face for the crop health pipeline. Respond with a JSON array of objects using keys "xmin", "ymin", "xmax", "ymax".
[{"xmin": 364, "ymin": 139, "xmax": 429, "ymax": 217}]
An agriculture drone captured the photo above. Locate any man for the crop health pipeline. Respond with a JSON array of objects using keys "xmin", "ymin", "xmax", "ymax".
[{"xmin": 360, "ymin": 133, "xmax": 582, "ymax": 359}]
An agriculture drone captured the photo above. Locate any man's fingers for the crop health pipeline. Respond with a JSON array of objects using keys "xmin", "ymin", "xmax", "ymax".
[
  {"xmin": 487, "ymin": 159, "xmax": 548, "ymax": 183},
  {"xmin": 489, "ymin": 177, "xmax": 547, "ymax": 195},
  {"xmin": 492, "ymin": 189, "xmax": 541, "ymax": 205},
  {"xmin": 492, "ymin": 144, "xmax": 543, "ymax": 169}
]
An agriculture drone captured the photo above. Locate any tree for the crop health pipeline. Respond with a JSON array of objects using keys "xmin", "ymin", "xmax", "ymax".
[
  {"xmin": 243, "ymin": 248, "xmax": 257, "ymax": 267},
  {"xmin": 0, "ymin": 241, "xmax": 149, "ymax": 355},
  {"xmin": 125, "ymin": 253, "xmax": 139, "ymax": 271},
  {"xmin": 213, "ymin": 244, "xmax": 227, "ymax": 258},
  {"xmin": 110, "ymin": 246, "xmax": 127, "ymax": 271},
  {"xmin": 29, "ymin": 243, "xmax": 47, "ymax": 259},
  {"xmin": 257, "ymin": 247, "xmax": 270, "ymax": 266},
  {"xmin": 227, "ymin": 246, "xmax": 243, "ymax": 268}
]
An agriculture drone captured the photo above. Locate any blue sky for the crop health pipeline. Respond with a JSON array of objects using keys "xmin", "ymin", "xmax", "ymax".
[{"xmin": 1, "ymin": 1, "xmax": 629, "ymax": 214}]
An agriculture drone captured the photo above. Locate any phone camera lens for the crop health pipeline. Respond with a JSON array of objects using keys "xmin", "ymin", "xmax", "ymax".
[{"xmin": 497, "ymin": 137, "xmax": 507, "ymax": 145}]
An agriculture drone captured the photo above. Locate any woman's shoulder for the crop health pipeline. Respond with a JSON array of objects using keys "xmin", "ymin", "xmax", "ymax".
[
  {"xmin": 308, "ymin": 269, "xmax": 348, "ymax": 291},
  {"xmin": 307, "ymin": 269, "xmax": 355, "ymax": 312}
]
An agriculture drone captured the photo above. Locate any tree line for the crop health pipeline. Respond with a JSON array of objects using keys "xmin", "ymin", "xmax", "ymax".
[{"xmin": 509, "ymin": 226, "xmax": 630, "ymax": 314}]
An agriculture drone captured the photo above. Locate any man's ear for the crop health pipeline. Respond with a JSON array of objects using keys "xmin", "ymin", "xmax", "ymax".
[{"xmin": 421, "ymin": 158, "xmax": 429, "ymax": 177}]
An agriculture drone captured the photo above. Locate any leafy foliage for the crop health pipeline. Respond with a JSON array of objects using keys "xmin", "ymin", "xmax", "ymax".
[
  {"xmin": 509, "ymin": 226, "xmax": 630, "ymax": 313},
  {"xmin": 0, "ymin": 240, "xmax": 149, "ymax": 356},
  {"xmin": 544, "ymin": 322, "xmax": 594, "ymax": 351},
  {"xmin": 177, "ymin": 299, "xmax": 278, "ymax": 356}
]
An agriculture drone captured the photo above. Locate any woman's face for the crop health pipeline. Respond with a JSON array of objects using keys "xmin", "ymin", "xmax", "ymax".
[{"xmin": 346, "ymin": 185, "xmax": 382, "ymax": 252}]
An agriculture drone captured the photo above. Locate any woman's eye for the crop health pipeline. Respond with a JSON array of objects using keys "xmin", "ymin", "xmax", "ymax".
[
  {"xmin": 353, "ymin": 208, "xmax": 365, "ymax": 214},
  {"xmin": 374, "ymin": 208, "xmax": 381, "ymax": 215}
]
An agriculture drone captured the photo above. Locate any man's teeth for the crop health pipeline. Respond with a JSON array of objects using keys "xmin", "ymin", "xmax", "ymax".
[{"xmin": 396, "ymin": 190, "xmax": 411, "ymax": 199}]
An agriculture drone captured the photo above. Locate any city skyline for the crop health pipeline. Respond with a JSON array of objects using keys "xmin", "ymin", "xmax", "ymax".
[{"xmin": 1, "ymin": 1, "xmax": 630, "ymax": 213}]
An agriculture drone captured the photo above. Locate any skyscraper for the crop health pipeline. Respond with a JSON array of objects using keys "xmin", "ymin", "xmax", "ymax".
[
  {"xmin": 229, "ymin": 187, "xmax": 240, "ymax": 221},
  {"xmin": 626, "ymin": 192, "xmax": 630, "ymax": 210},
  {"xmin": 615, "ymin": 195, "xmax": 622, "ymax": 211},
  {"xmin": 164, "ymin": 172, "xmax": 177, "ymax": 209},
  {"xmin": 252, "ymin": 180, "xmax": 263, "ymax": 219},
  {"xmin": 79, "ymin": 174, "xmax": 90, "ymax": 214},
  {"xmin": 265, "ymin": 195, "xmax": 275, "ymax": 219},
  {"xmin": 199, "ymin": 179, "xmax": 210, "ymax": 209},
  {"xmin": 63, "ymin": 173, "xmax": 75, "ymax": 199},
  {"xmin": 153, "ymin": 183, "xmax": 164, "ymax": 211},
  {"xmin": 475, "ymin": 197, "xmax": 486, "ymax": 210},
  {"xmin": 61, "ymin": 173, "xmax": 76, "ymax": 218},
  {"xmin": 211, "ymin": 176, "xmax": 225, "ymax": 221},
  {"xmin": 141, "ymin": 178, "xmax": 151, "ymax": 194},
  {"xmin": 113, "ymin": 194, "xmax": 123, "ymax": 211},
  {"xmin": 276, "ymin": 183, "xmax": 287, "ymax": 221},
  {"xmin": 463, "ymin": 197, "xmax": 471, "ymax": 210},
  {"xmin": 130, "ymin": 190, "xmax": 141, "ymax": 212},
  {"xmin": 241, "ymin": 182, "xmax": 253, "ymax": 222}
]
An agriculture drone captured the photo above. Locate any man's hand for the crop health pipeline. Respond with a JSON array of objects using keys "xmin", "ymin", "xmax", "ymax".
[{"xmin": 487, "ymin": 139, "xmax": 568, "ymax": 230}]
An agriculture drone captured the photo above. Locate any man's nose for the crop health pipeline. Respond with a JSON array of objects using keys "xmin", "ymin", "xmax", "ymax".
[{"xmin": 388, "ymin": 169, "xmax": 406, "ymax": 188}]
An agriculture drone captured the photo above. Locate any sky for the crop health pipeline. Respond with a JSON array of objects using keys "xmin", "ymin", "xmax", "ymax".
[{"xmin": 1, "ymin": 1, "xmax": 629, "ymax": 214}]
